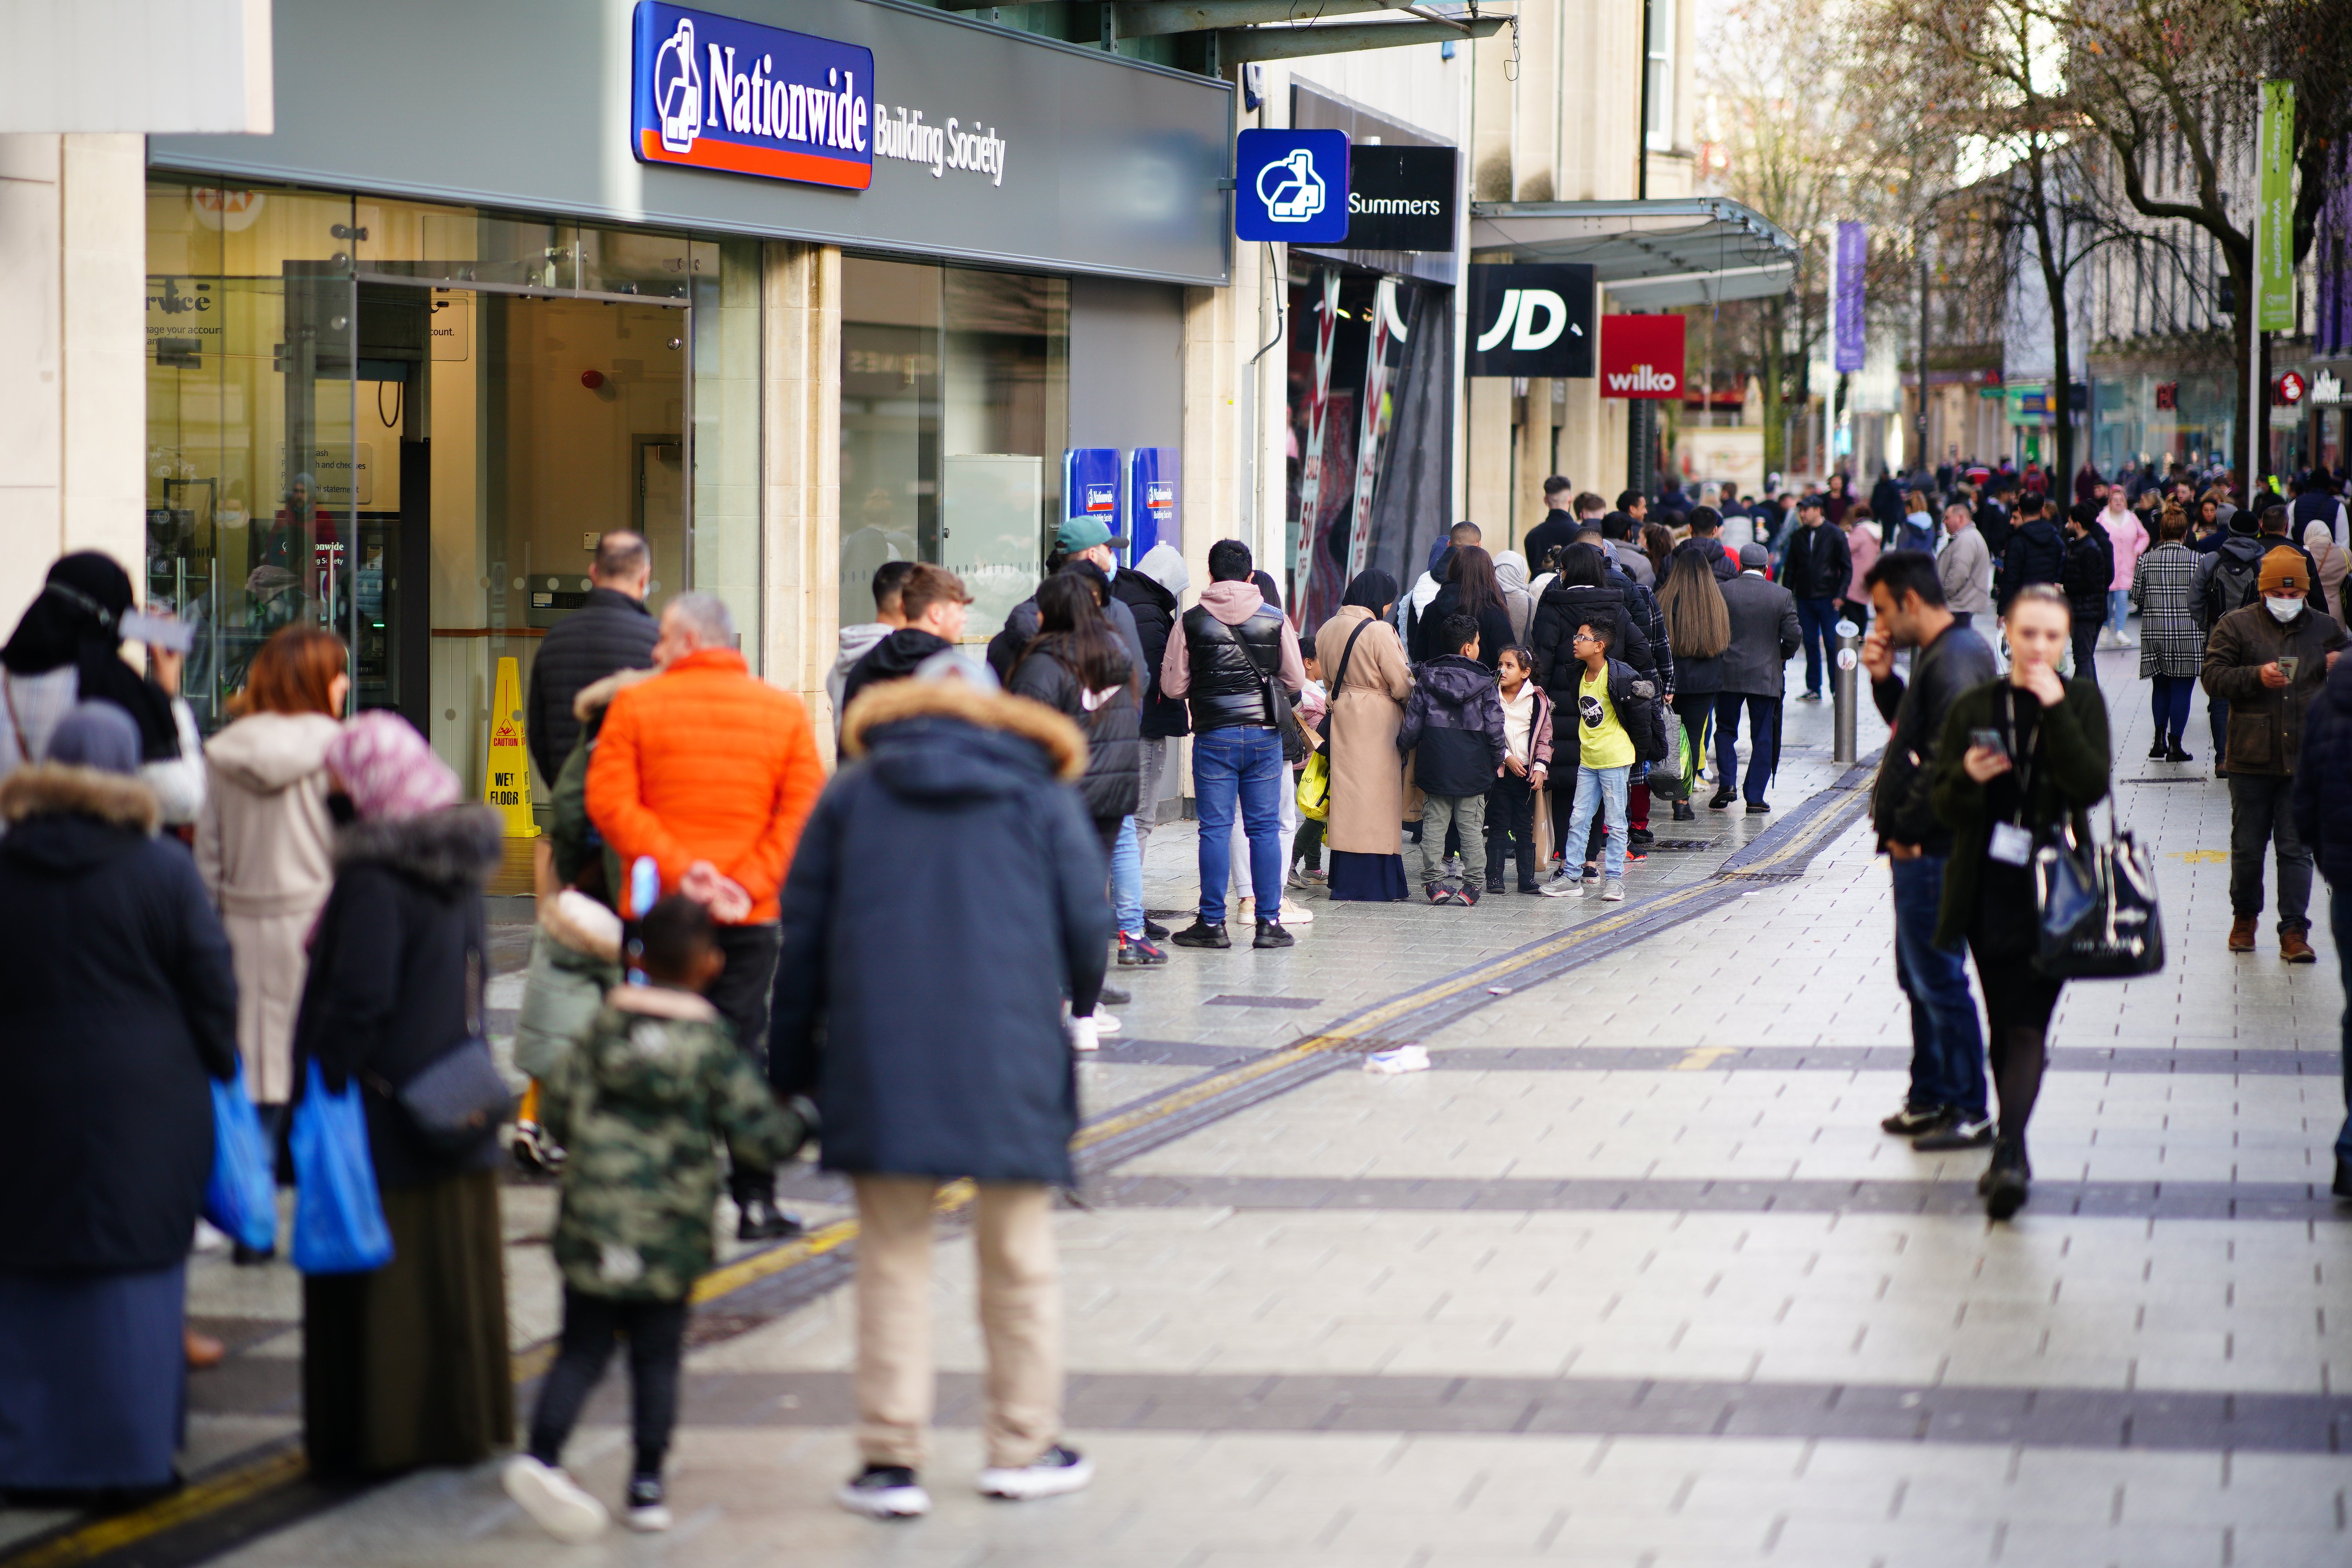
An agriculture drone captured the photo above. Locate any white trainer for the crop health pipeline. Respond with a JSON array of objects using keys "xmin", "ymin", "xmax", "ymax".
[
  {"xmin": 502, "ymin": 1455, "xmax": 610, "ymax": 1544},
  {"xmin": 978, "ymin": 1445, "xmax": 1094, "ymax": 1501}
]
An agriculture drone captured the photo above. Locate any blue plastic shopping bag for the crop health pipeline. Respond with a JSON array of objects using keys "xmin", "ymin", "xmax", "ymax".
[
  {"xmin": 202, "ymin": 1063, "xmax": 278, "ymax": 1253},
  {"xmin": 289, "ymin": 1058, "xmax": 394, "ymax": 1274}
]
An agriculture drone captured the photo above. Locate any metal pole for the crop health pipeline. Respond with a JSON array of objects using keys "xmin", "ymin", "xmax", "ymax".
[
  {"xmin": 1917, "ymin": 227, "xmax": 1931, "ymax": 475},
  {"xmin": 1833, "ymin": 614, "xmax": 1860, "ymax": 763},
  {"xmin": 1635, "ymin": 0, "xmax": 1651, "ymax": 200}
]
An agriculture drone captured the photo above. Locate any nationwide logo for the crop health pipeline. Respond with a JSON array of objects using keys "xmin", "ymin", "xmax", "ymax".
[
  {"xmin": 1257, "ymin": 148, "xmax": 1328, "ymax": 225},
  {"xmin": 1086, "ymin": 485, "xmax": 1118, "ymax": 513},
  {"xmin": 631, "ymin": 2, "xmax": 874, "ymax": 191},
  {"xmin": 1605, "ymin": 364, "xmax": 1680, "ymax": 394}
]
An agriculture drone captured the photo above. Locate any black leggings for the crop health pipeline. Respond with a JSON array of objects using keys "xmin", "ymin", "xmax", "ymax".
[
  {"xmin": 1970, "ymin": 938, "xmax": 2065, "ymax": 1143},
  {"xmin": 528, "ymin": 1289, "xmax": 688, "ymax": 1481}
]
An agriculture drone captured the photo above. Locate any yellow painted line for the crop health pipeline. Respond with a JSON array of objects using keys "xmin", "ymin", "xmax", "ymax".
[
  {"xmin": 2171, "ymin": 849, "xmax": 2229, "ymax": 863},
  {"xmin": 4, "ymin": 1446, "xmax": 308, "ymax": 1568},
  {"xmin": 1672, "ymin": 1047, "xmax": 1737, "ymax": 1071},
  {"xmin": 14, "ymin": 791, "xmax": 1872, "ymax": 1568}
]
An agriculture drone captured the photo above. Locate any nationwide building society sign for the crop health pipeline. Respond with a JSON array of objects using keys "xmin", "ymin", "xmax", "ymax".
[{"xmin": 632, "ymin": 2, "xmax": 1012, "ymax": 191}]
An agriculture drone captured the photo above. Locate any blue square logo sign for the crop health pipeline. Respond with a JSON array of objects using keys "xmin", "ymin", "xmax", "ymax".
[{"xmin": 1236, "ymin": 129, "xmax": 1350, "ymax": 244}]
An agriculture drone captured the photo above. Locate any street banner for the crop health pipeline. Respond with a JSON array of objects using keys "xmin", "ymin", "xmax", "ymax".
[
  {"xmin": 1834, "ymin": 221, "xmax": 1866, "ymax": 373},
  {"xmin": 2259, "ymin": 80, "xmax": 2296, "ymax": 334}
]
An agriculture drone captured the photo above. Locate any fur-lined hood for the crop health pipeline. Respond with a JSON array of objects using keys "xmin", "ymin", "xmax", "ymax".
[
  {"xmin": 839, "ymin": 677, "xmax": 1086, "ymax": 781},
  {"xmin": 0, "ymin": 763, "xmax": 160, "ymax": 835},
  {"xmin": 572, "ymin": 665, "xmax": 659, "ymax": 723},
  {"xmin": 335, "ymin": 803, "xmax": 504, "ymax": 890}
]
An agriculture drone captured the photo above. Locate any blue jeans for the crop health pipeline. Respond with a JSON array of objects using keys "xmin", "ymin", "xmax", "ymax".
[
  {"xmin": 1890, "ymin": 855, "xmax": 1987, "ymax": 1118},
  {"xmin": 2107, "ymin": 587, "xmax": 2132, "ymax": 636},
  {"xmin": 1193, "ymin": 726, "xmax": 1285, "ymax": 925},
  {"xmin": 1110, "ymin": 814, "xmax": 1143, "ymax": 938},
  {"xmin": 2150, "ymin": 675, "xmax": 2194, "ymax": 747},
  {"xmin": 1712, "ymin": 692, "xmax": 1780, "ymax": 804},
  {"xmin": 1796, "ymin": 596, "xmax": 1840, "ymax": 695},
  {"xmin": 2332, "ymin": 886, "xmax": 2352, "ymax": 1166},
  {"xmin": 1565, "ymin": 764, "xmax": 1630, "ymax": 881}
]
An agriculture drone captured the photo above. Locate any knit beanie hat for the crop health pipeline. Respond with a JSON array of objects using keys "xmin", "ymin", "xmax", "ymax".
[
  {"xmin": 2258, "ymin": 546, "xmax": 2308, "ymax": 596},
  {"xmin": 324, "ymin": 710, "xmax": 460, "ymax": 821}
]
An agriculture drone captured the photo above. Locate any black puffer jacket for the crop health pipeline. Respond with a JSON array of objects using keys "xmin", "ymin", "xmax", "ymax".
[
  {"xmin": 1530, "ymin": 582, "xmax": 1650, "ymax": 695},
  {"xmin": 1410, "ymin": 584, "xmax": 1517, "ymax": 668},
  {"xmin": 526, "ymin": 588, "xmax": 658, "ymax": 784},
  {"xmin": 1998, "ymin": 519, "xmax": 2067, "ymax": 610},
  {"xmin": 293, "ymin": 805, "xmax": 505, "ymax": 1191},
  {"xmin": 772, "ymin": 680, "xmax": 1109, "ymax": 1186},
  {"xmin": 1111, "ymin": 558, "xmax": 1189, "ymax": 739},
  {"xmin": 2292, "ymin": 653, "xmax": 2352, "ymax": 887},
  {"xmin": 1007, "ymin": 640, "xmax": 1141, "ymax": 826},
  {"xmin": 990, "ymin": 559, "xmax": 1143, "ymax": 687},
  {"xmin": 2060, "ymin": 522, "xmax": 2115, "ymax": 626},
  {"xmin": 842, "ymin": 630, "xmax": 953, "ymax": 714},
  {"xmin": 1397, "ymin": 654, "xmax": 1506, "ymax": 795},
  {"xmin": 0, "ymin": 764, "xmax": 237, "ymax": 1274}
]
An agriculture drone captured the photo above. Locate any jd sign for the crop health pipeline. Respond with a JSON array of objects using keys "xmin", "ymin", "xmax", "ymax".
[{"xmin": 1465, "ymin": 264, "xmax": 1595, "ymax": 377}]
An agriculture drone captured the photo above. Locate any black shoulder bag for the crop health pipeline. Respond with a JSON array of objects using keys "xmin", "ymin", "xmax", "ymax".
[
  {"xmin": 374, "ymin": 941, "xmax": 515, "ymax": 1155},
  {"xmin": 1199, "ymin": 612, "xmax": 1308, "ymax": 764},
  {"xmin": 1317, "ymin": 618, "xmax": 1375, "ymax": 742}
]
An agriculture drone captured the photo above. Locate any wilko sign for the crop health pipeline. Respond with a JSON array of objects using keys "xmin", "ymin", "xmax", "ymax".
[
  {"xmin": 632, "ymin": 2, "xmax": 875, "ymax": 190},
  {"xmin": 1599, "ymin": 315, "xmax": 1686, "ymax": 400}
]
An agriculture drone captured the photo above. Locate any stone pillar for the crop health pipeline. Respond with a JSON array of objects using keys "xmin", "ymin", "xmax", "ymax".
[{"xmin": 761, "ymin": 241, "xmax": 841, "ymax": 753}]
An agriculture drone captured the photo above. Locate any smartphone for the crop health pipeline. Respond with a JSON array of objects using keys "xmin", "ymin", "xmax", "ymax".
[
  {"xmin": 2279, "ymin": 655, "xmax": 2301, "ymax": 682},
  {"xmin": 119, "ymin": 610, "xmax": 195, "ymax": 653},
  {"xmin": 1967, "ymin": 728, "xmax": 2007, "ymax": 758}
]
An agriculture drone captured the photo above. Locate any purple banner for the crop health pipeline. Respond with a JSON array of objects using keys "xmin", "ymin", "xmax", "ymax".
[
  {"xmin": 2321, "ymin": 145, "xmax": 2352, "ymax": 357},
  {"xmin": 1833, "ymin": 220, "xmax": 1866, "ymax": 374}
]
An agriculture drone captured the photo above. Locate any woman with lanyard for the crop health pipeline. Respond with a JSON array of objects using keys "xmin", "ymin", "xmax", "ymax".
[{"xmin": 1930, "ymin": 583, "xmax": 2113, "ymax": 1219}]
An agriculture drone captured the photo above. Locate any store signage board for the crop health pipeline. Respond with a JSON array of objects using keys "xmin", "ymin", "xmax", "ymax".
[
  {"xmin": 1343, "ymin": 145, "xmax": 1455, "ymax": 251},
  {"xmin": 1466, "ymin": 263, "xmax": 1594, "ymax": 377},
  {"xmin": 1236, "ymin": 129, "xmax": 1349, "ymax": 243},
  {"xmin": 1599, "ymin": 314, "xmax": 1685, "ymax": 399},
  {"xmin": 633, "ymin": 3, "xmax": 875, "ymax": 189}
]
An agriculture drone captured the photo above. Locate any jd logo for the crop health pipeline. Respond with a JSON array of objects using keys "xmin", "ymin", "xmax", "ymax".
[
  {"xmin": 1475, "ymin": 289, "xmax": 1576, "ymax": 354},
  {"xmin": 1256, "ymin": 149, "xmax": 1327, "ymax": 225}
]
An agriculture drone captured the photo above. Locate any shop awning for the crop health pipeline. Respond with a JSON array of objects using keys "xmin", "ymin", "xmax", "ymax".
[{"xmin": 1467, "ymin": 198, "xmax": 1798, "ymax": 308}]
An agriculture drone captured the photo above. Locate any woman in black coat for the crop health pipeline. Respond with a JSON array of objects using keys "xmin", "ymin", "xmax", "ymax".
[
  {"xmin": 294, "ymin": 711, "xmax": 513, "ymax": 1478},
  {"xmin": 1411, "ymin": 545, "xmax": 1517, "ymax": 668},
  {"xmin": 0, "ymin": 702, "xmax": 238, "ymax": 1500},
  {"xmin": 1007, "ymin": 572, "xmax": 1140, "ymax": 853}
]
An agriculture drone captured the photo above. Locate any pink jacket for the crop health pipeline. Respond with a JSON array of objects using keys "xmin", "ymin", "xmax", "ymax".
[
  {"xmin": 2105, "ymin": 507, "xmax": 2149, "ymax": 590},
  {"xmin": 1844, "ymin": 522, "xmax": 1879, "ymax": 602}
]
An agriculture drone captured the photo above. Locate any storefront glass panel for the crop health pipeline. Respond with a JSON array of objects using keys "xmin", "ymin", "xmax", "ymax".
[
  {"xmin": 839, "ymin": 257, "xmax": 1067, "ymax": 640},
  {"xmin": 145, "ymin": 178, "xmax": 759, "ymax": 807}
]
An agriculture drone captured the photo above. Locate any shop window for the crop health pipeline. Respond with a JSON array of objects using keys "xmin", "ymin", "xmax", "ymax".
[{"xmin": 839, "ymin": 257, "xmax": 1068, "ymax": 638}]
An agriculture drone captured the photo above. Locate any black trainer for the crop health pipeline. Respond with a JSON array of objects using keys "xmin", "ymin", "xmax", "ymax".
[
  {"xmin": 1171, "ymin": 918, "xmax": 1230, "ymax": 949},
  {"xmin": 1709, "ymin": 788, "xmax": 1737, "ymax": 810},
  {"xmin": 1672, "ymin": 801, "xmax": 1697, "ymax": 821},
  {"xmin": 1880, "ymin": 1105, "xmax": 1949, "ymax": 1137},
  {"xmin": 837, "ymin": 1465, "xmax": 930, "ymax": 1519},
  {"xmin": 735, "ymin": 1198, "xmax": 804, "ymax": 1242},
  {"xmin": 1456, "ymin": 882, "xmax": 1481, "ymax": 907},
  {"xmin": 1098, "ymin": 982, "xmax": 1132, "ymax": 1006},
  {"xmin": 1745, "ymin": 800, "xmax": 1771, "ymax": 814},
  {"xmin": 624, "ymin": 1475, "xmax": 672, "ymax": 1533},
  {"xmin": 1143, "ymin": 916, "xmax": 1170, "ymax": 940},
  {"xmin": 1913, "ymin": 1113, "xmax": 1994, "ymax": 1151},
  {"xmin": 1627, "ymin": 827, "xmax": 1654, "ymax": 847},
  {"xmin": 1253, "ymin": 920, "xmax": 1294, "ymax": 949}
]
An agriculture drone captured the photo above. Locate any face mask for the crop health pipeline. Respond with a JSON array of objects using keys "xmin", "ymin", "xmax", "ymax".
[{"xmin": 2266, "ymin": 596, "xmax": 2304, "ymax": 622}]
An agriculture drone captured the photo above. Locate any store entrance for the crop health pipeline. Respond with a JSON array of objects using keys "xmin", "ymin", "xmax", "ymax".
[{"xmin": 347, "ymin": 285, "xmax": 689, "ymax": 802}]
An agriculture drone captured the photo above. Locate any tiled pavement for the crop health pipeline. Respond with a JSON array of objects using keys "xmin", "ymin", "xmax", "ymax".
[{"xmin": 13, "ymin": 643, "xmax": 2352, "ymax": 1567}]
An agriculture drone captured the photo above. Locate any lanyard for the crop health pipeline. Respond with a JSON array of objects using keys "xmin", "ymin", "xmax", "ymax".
[{"xmin": 1998, "ymin": 685, "xmax": 2038, "ymax": 829}]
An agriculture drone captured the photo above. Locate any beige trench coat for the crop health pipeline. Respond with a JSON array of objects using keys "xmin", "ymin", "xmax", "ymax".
[
  {"xmin": 1314, "ymin": 607, "xmax": 1414, "ymax": 855},
  {"xmin": 195, "ymin": 711, "xmax": 342, "ymax": 1103}
]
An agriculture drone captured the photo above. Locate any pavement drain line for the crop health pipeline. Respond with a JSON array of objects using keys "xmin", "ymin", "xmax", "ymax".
[{"xmin": 16, "ymin": 758, "xmax": 1883, "ymax": 1568}]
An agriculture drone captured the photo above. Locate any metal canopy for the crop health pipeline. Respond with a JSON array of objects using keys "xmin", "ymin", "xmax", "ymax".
[
  {"xmin": 1468, "ymin": 198, "xmax": 1798, "ymax": 308},
  {"xmin": 939, "ymin": 0, "xmax": 1509, "ymax": 65}
]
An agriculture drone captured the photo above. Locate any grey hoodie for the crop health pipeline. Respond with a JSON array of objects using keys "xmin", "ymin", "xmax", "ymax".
[{"xmin": 828, "ymin": 622, "xmax": 894, "ymax": 736}]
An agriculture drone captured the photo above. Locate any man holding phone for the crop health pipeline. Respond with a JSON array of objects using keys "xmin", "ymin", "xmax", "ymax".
[
  {"xmin": 2202, "ymin": 548, "xmax": 2347, "ymax": 961},
  {"xmin": 1859, "ymin": 551, "xmax": 2000, "ymax": 1148}
]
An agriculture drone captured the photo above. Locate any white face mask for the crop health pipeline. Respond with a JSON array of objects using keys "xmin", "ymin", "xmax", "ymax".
[{"xmin": 2267, "ymin": 596, "xmax": 2304, "ymax": 622}]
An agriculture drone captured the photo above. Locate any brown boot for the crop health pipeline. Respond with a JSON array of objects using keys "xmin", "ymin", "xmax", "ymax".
[
  {"xmin": 2281, "ymin": 928, "xmax": 2318, "ymax": 964},
  {"xmin": 2228, "ymin": 916, "xmax": 2258, "ymax": 953}
]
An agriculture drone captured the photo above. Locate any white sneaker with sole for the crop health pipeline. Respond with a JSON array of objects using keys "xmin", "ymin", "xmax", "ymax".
[
  {"xmin": 1600, "ymin": 879, "xmax": 1625, "ymax": 902},
  {"xmin": 978, "ymin": 1445, "xmax": 1094, "ymax": 1501},
  {"xmin": 838, "ymin": 1465, "xmax": 931, "ymax": 1518},
  {"xmin": 624, "ymin": 1477, "xmax": 672, "ymax": 1533},
  {"xmin": 1278, "ymin": 900, "xmax": 1314, "ymax": 924},
  {"xmin": 502, "ymin": 1455, "xmax": 610, "ymax": 1543}
]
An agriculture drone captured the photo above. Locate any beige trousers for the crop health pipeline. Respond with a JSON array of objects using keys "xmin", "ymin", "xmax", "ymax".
[{"xmin": 851, "ymin": 1176, "xmax": 1061, "ymax": 1470}]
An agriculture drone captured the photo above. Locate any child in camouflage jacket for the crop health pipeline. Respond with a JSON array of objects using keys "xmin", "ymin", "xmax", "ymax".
[{"xmin": 502, "ymin": 894, "xmax": 809, "ymax": 1541}]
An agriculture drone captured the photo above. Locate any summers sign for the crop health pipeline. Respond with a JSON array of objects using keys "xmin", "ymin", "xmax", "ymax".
[{"xmin": 633, "ymin": 2, "xmax": 876, "ymax": 189}]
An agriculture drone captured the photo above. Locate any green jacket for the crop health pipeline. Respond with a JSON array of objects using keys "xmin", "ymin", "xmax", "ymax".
[
  {"xmin": 541, "ymin": 985, "xmax": 807, "ymax": 1301},
  {"xmin": 2199, "ymin": 603, "xmax": 2347, "ymax": 776},
  {"xmin": 1928, "ymin": 675, "xmax": 2112, "ymax": 950},
  {"xmin": 548, "ymin": 666, "xmax": 656, "ymax": 894}
]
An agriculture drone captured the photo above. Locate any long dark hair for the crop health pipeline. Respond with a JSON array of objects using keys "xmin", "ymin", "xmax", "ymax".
[
  {"xmin": 1659, "ymin": 548, "xmax": 1730, "ymax": 660},
  {"xmin": 1026, "ymin": 572, "xmax": 1131, "ymax": 691},
  {"xmin": 1448, "ymin": 544, "xmax": 1504, "ymax": 618},
  {"xmin": 1554, "ymin": 543, "xmax": 1608, "ymax": 590}
]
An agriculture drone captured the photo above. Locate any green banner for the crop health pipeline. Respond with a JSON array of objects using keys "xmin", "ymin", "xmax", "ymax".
[{"xmin": 2259, "ymin": 80, "xmax": 2295, "ymax": 333}]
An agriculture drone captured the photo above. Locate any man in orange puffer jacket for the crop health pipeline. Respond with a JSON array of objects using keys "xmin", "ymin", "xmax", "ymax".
[{"xmin": 588, "ymin": 591, "xmax": 826, "ymax": 1239}]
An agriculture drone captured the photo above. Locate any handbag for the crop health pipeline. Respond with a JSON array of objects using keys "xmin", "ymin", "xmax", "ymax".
[
  {"xmin": 2033, "ymin": 803, "xmax": 2165, "ymax": 979},
  {"xmin": 377, "ymin": 944, "xmax": 515, "ymax": 1155},
  {"xmin": 203, "ymin": 1063, "xmax": 278, "ymax": 1254},
  {"xmin": 289, "ymin": 1058, "xmax": 395, "ymax": 1274},
  {"xmin": 1196, "ymin": 610, "xmax": 1308, "ymax": 762},
  {"xmin": 1296, "ymin": 750, "xmax": 1330, "ymax": 820},
  {"xmin": 1648, "ymin": 711, "xmax": 1691, "ymax": 799}
]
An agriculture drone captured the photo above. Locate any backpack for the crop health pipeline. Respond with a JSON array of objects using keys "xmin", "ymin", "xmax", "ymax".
[{"xmin": 2205, "ymin": 550, "xmax": 2261, "ymax": 631}]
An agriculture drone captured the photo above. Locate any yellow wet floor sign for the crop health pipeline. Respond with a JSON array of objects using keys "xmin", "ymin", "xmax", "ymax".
[{"xmin": 486, "ymin": 655, "xmax": 539, "ymax": 837}]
